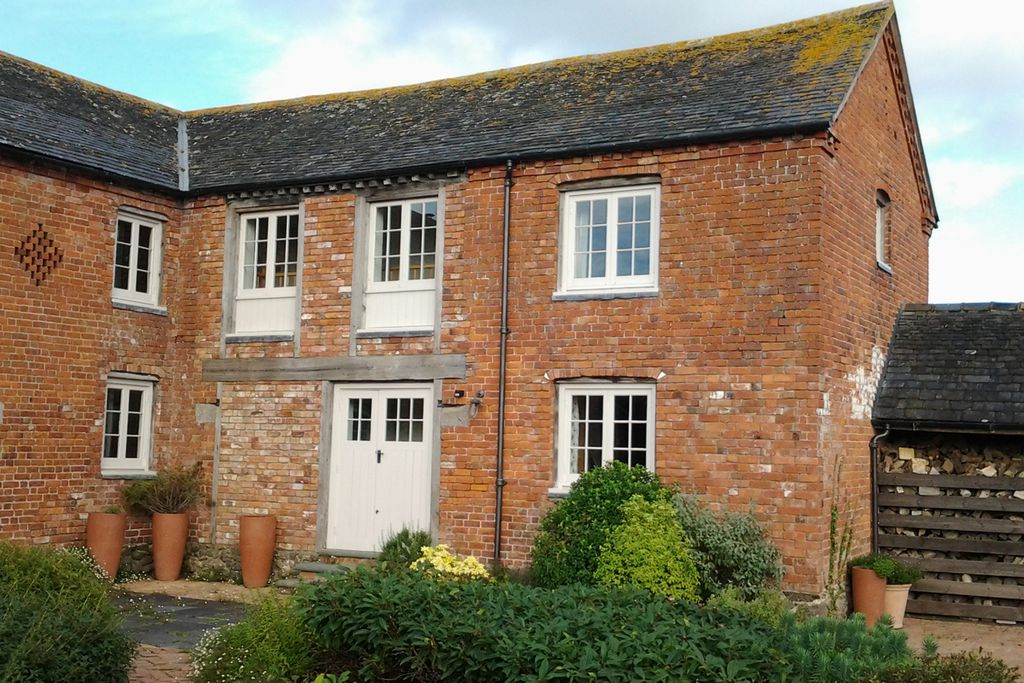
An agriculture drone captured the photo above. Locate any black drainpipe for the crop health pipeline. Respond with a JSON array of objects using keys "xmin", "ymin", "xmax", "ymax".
[
  {"xmin": 869, "ymin": 427, "xmax": 890, "ymax": 553},
  {"xmin": 493, "ymin": 159, "xmax": 513, "ymax": 563}
]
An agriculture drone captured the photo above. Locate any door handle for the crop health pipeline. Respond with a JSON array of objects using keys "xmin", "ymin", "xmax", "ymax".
[{"xmin": 376, "ymin": 449, "xmax": 382, "ymax": 464}]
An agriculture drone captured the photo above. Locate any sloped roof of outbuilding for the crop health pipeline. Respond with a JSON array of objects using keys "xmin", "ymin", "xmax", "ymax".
[
  {"xmin": 873, "ymin": 304, "xmax": 1024, "ymax": 431},
  {"xmin": 0, "ymin": 2, "xmax": 895, "ymax": 193}
]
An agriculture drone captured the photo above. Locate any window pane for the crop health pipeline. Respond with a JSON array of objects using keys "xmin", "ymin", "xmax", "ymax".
[
  {"xmin": 631, "ymin": 395, "xmax": 647, "ymax": 420},
  {"xmin": 386, "ymin": 421, "xmax": 397, "ymax": 441},
  {"xmin": 114, "ymin": 264, "xmax": 130, "ymax": 290},
  {"xmin": 125, "ymin": 436, "xmax": 139, "ymax": 459},
  {"xmin": 618, "ymin": 196, "xmax": 635, "ymax": 224},
  {"xmin": 116, "ymin": 220, "xmax": 133, "ymax": 245},
  {"xmin": 106, "ymin": 388, "xmax": 121, "ymax": 410},
  {"xmin": 636, "ymin": 195, "xmax": 651, "ymax": 221},
  {"xmin": 635, "ymin": 249, "xmax": 650, "ymax": 276},
  {"xmin": 127, "ymin": 389, "xmax": 142, "ymax": 413},
  {"xmin": 387, "ymin": 399, "xmax": 397, "ymax": 420},
  {"xmin": 614, "ymin": 396, "xmax": 629, "ymax": 420},
  {"xmin": 616, "ymin": 251, "xmax": 631, "ymax": 278},
  {"xmin": 591, "ymin": 253, "xmax": 606, "ymax": 278},
  {"xmin": 136, "ymin": 271, "xmax": 149, "ymax": 294},
  {"xmin": 103, "ymin": 435, "xmax": 118, "ymax": 459},
  {"xmin": 348, "ymin": 398, "xmax": 371, "ymax": 441},
  {"xmin": 636, "ymin": 223, "xmax": 650, "ymax": 249},
  {"xmin": 138, "ymin": 224, "xmax": 152, "ymax": 249},
  {"xmin": 114, "ymin": 241, "xmax": 131, "ymax": 269},
  {"xmin": 104, "ymin": 409, "xmax": 120, "ymax": 435}
]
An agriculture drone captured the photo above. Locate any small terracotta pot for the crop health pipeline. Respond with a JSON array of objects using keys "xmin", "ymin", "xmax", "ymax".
[
  {"xmin": 884, "ymin": 583, "xmax": 912, "ymax": 629},
  {"xmin": 239, "ymin": 514, "xmax": 277, "ymax": 588},
  {"xmin": 851, "ymin": 566, "xmax": 886, "ymax": 628},
  {"xmin": 152, "ymin": 512, "xmax": 189, "ymax": 581},
  {"xmin": 86, "ymin": 511, "xmax": 127, "ymax": 579}
]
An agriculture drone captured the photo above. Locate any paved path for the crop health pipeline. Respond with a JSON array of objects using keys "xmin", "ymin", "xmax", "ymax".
[
  {"xmin": 130, "ymin": 644, "xmax": 193, "ymax": 683},
  {"xmin": 904, "ymin": 616, "xmax": 1024, "ymax": 671}
]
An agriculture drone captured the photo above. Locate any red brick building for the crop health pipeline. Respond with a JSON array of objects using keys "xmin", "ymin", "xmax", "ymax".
[{"xmin": 0, "ymin": 2, "xmax": 934, "ymax": 594}]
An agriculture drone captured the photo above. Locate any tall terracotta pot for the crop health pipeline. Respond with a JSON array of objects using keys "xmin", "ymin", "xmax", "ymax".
[
  {"xmin": 152, "ymin": 512, "xmax": 189, "ymax": 581},
  {"xmin": 86, "ymin": 511, "xmax": 127, "ymax": 579},
  {"xmin": 884, "ymin": 583, "xmax": 912, "ymax": 629},
  {"xmin": 240, "ymin": 514, "xmax": 277, "ymax": 588},
  {"xmin": 851, "ymin": 566, "xmax": 886, "ymax": 628}
]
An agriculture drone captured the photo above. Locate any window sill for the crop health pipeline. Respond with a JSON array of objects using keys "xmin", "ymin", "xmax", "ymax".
[
  {"xmin": 226, "ymin": 333, "xmax": 294, "ymax": 344},
  {"xmin": 547, "ymin": 486, "xmax": 571, "ymax": 499},
  {"xmin": 356, "ymin": 328, "xmax": 433, "ymax": 339},
  {"xmin": 112, "ymin": 300, "xmax": 168, "ymax": 316},
  {"xmin": 552, "ymin": 289, "xmax": 659, "ymax": 302},
  {"xmin": 101, "ymin": 470, "xmax": 156, "ymax": 480},
  {"xmin": 876, "ymin": 261, "xmax": 893, "ymax": 276}
]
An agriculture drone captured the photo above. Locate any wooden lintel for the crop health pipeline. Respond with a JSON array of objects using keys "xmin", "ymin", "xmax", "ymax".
[{"xmin": 202, "ymin": 353, "xmax": 467, "ymax": 383}]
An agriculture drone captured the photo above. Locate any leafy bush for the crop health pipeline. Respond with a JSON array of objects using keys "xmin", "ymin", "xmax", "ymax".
[
  {"xmin": 123, "ymin": 463, "xmax": 202, "ymax": 514},
  {"xmin": 411, "ymin": 544, "xmax": 491, "ymax": 581},
  {"xmin": 0, "ymin": 542, "xmax": 135, "ymax": 682},
  {"xmin": 675, "ymin": 494, "xmax": 784, "ymax": 599},
  {"xmin": 191, "ymin": 596, "xmax": 319, "ymax": 683},
  {"xmin": 297, "ymin": 567, "xmax": 791, "ymax": 682},
  {"xmin": 862, "ymin": 650, "xmax": 1019, "ymax": 683},
  {"xmin": 705, "ymin": 586, "xmax": 791, "ymax": 627},
  {"xmin": 377, "ymin": 527, "xmax": 432, "ymax": 572},
  {"xmin": 531, "ymin": 462, "xmax": 672, "ymax": 587},
  {"xmin": 849, "ymin": 553, "xmax": 924, "ymax": 585},
  {"xmin": 594, "ymin": 495, "xmax": 699, "ymax": 601}
]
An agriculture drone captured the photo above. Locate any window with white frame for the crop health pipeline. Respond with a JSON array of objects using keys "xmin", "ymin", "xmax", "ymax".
[
  {"xmin": 112, "ymin": 213, "xmax": 162, "ymax": 307},
  {"xmin": 102, "ymin": 375, "xmax": 154, "ymax": 474},
  {"xmin": 876, "ymin": 190, "xmax": 891, "ymax": 271},
  {"xmin": 559, "ymin": 185, "xmax": 659, "ymax": 294},
  {"xmin": 362, "ymin": 197, "xmax": 438, "ymax": 332},
  {"xmin": 234, "ymin": 209, "xmax": 300, "ymax": 335},
  {"xmin": 555, "ymin": 383, "xmax": 655, "ymax": 489}
]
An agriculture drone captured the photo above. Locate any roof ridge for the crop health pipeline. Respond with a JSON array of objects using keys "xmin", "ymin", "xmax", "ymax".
[
  {"xmin": 0, "ymin": 49, "xmax": 181, "ymax": 115},
  {"xmin": 185, "ymin": 1, "xmax": 892, "ymax": 116}
]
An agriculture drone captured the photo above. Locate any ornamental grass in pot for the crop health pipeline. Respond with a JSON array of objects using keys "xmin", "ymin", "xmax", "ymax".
[
  {"xmin": 86, "ymin": 504, "xmax": 127, "ymax": 579},
  {"xmin": 123, "ymin": 463, "xmax": 202, "ymax": 581}
]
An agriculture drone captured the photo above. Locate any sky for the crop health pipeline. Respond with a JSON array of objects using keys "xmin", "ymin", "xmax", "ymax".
[{"xmin": 1, "ymin": 0, "xmax": 1021, "ymax": 303}]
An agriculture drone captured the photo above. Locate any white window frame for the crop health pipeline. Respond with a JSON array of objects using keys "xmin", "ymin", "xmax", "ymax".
[
  {"xmin": 876, "ymin": 190, "xmax": 892, "ymax": 273},
  {"xmin": 236, "ymin": 209, "xmax": 300, "ymax": 302},
  {"xmin": 365, "ymin": 197, "xmax": 439, "ymax": 296},
  {"xmin": 554, "ymin": 382, "xmax": 656, "ymax": 491},
  {"xmin": 111, "ymin": 213, "xmax": 162, "ymax": 307},
  {"xmin": 101, "ymin": 374, "xmax": 155, "ymax": 475},
  {"xmin": 558, "ymin": 185, "xmax": 660, "ymax": 295}
]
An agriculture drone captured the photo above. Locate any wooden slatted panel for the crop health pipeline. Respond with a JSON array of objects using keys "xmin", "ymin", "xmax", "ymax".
[
  {"xmin": 879, "ymin": 472, "xmax": 1024, "ymax": 491},
  {"xmin": 912, "ymin": 557, "xmax": 1024, "ymax": 579},
  {"xmin": 877, "ymin": 512, "xmax": 1022, "ymax": 534},
  {"xmin": 913, "ymin": 578, "xmax": 1024, "ymax": 601},
  {"xmin": 908, "ymin": 598, "xmax": 1023, "ymax": 622},
  {"xmin": 877, "ymin": 492, "xmax": 1024, "ymax": 513},
  {"xmin": 878, "ymin": 533, "xmax": 1024, "ymax": 556}
]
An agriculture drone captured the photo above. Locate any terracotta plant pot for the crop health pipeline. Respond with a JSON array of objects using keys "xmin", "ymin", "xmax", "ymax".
[
  {"xmin": 86, "ymin": 511, "xmax": 127, "ymax": 579},
  {"xmin": 152, "ymin": 512, "xmax": 189, "ymax": 581},
  {"xmin": 851, "ymin": 566, "xmax": 886, "ymax": 628},
  {"xmin": 884, "ymin": 583, "xmax": 912, "ymax": 629},
  {"xmin": 239, "ymin": 514, "xmax": 277, "ymax": 588}
]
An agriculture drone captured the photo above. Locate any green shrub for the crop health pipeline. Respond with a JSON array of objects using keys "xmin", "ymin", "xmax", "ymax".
[
  {"xmin": 675, "ymin": 494, "xmax": 784, "ymax": 599},
  {"xmin": 296, "ymin": 566, "xmax": 790, "ymax": 682},
  {"xmin": 785, "ymin": 613, "xmax": 911, "ymax": 682},
  {"xmin": 594, "ymin": 495, "xmax": 699, "ymax": 601},
  {"xmin": 191, "ymin": 596, "xmax": 319, "ymax": 683},
  {"xmin": 862, "ymin": 650, "xmax": 1019, "ymax": 683},
  {"xmin": 531, "ymin": 462, "xmax": 672, "ymax": 587},
  {"xmin": 706, "ymin": 586, "xmax": 791, "ymax": 627},
  {"xmin": 849, "ymin": 553, "xmax": 924, "ymax": 585},
  {"xmin": 123, "ymin": 463, "xmax": 202, "ymax": 514},
  {"xmin": 377, "ymin": 527, "xmax": 432, "ymax": 572},
  {"xmin": 0, "ymin": 542, "xmax": 135, "ymax": 682}
]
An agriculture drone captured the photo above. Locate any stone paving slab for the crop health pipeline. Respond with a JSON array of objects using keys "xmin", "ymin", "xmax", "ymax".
[{"xmin": 116, "ymin": 591, "xmax": 247, "ymax": 650}]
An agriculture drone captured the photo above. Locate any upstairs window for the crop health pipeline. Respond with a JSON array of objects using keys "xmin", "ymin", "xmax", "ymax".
[
  {"xmin": 234, "ymin": 209, "xmax": 300, "ymax": 336},
  {"xmin": 559, "ymin": 185, "xmax": 659, "ymax": 295},
  {"xmin": 362, "ymin": 198, "xmax": 438, "ymax": 333},
  {"xmin": 876, "ymin": 190, "xmax": 892, "ymax": 272},
  {"xmin": 555, "ymin": 383, "xmax": 655, "ymax": 489},
  {"xmin": 112, "ymin": 213, "xmax": 162, "ymax": 307},
  {"xmin": 102, "ymin": 375, "xmax": 154, "ymax": 475}
]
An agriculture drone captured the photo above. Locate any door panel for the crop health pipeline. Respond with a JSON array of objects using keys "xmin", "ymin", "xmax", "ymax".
[{"xmin": 328, "ymin": 385, "xmax": 433, "ymax": 553}]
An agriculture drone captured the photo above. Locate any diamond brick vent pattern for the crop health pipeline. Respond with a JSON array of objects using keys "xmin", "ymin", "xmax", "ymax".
[{"xmin": 16, "ymin": 225, "xmax": 63, "ymax": 285}]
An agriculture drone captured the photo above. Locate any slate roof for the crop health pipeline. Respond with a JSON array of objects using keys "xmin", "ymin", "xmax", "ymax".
[
  {"xmin": 0, "ymin": 3, "xmax": 893, "ymax": 193},
  {"xmin": 873, "ymin": 304, "xmax": 1024, "ymax": 430}
]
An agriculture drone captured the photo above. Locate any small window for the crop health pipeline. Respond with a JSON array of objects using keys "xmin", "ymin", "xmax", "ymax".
[
  {"xmin": 362, "ymin": 198, "xmax": 438, "ymax": 332},
  {"xmin": 555, "ymin": 383, "xmax": 655, "ymax": 489},
  {"xmin": 559, "ymin": 185, "xmax": 659, "ymax": 295},
  {"xmin": 112, "ymin": 213, "xmax": 162, "ymax": 307},
  {"xmin": 234, "ymin": 209, "xmax": 300, "ymax": 335},
  {"xmin": 876, "ymin": 190, "xmax": 891, "ymax": 272},
  {"xmin": 102, "ymin": 375, "xmax": 155, "ymax": 474}
]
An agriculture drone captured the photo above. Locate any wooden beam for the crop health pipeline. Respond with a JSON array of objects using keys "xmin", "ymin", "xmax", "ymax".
[
  {"xmin": 908, "ymin": 598, "xmax": 1023, "ymax": 622},
  {"xmin": 878, "ymin": 493, "xmax": 1024, "ymax": 514},
  {"xmin": 879, "ymin": 472, "xmax": 1024, "ymax": 492},
  {"xmin": 202, "ymin": 354, "xmax": 467, "ymax": 382},
  {"xmin": 913, "ymin": 578, "xmax": 1024, "ymax": 601},
  {"xmin": 879, "ymin": 533, "xmax": 1024, "ymax": 556},
  {"xmin": 877, "ymin": 512, "xmax": 1022, "ymax": 535},
  {"xmin": 912, "ymin": 557, "xmax": 1024, "ymax": 579}
]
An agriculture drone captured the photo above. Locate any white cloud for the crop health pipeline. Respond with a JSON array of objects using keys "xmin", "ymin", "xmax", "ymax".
[
  {"xmin": 929, "ymin": 221, "xmax": 1024, "ymax": 303},
  {"xmin": 929, "ymin": 160, "xmax": 1023, "ymax": 211}
]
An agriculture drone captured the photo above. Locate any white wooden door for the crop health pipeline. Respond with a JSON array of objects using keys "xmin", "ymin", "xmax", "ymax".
[{"xmin": 328, "ymin": 384, "xmax": 433, "ymax": 553}]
